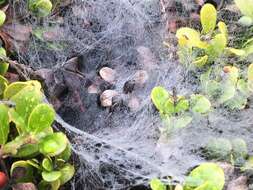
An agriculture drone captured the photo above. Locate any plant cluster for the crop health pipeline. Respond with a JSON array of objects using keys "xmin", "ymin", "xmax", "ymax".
[
  {"xmin": 150, "ymin": 162, "xmax": 225, "ymax": 190},
  {"xmin": 150, "ymin": 1, "xmax": 253, "ymax": 189},
  {"xmin": 205, "ymin": 137, "xmax": 248, "ymax": 166},
  {"xmin": 151, "ymin": 86, "xmax": 211, "ymax": 134},
  {"xmin": 28, "ymin": 0, "xmax": 53, "ymax": 17},
  {"xmin": 0, "ymin": 69, "xmax": 75, "ymax": 189}
]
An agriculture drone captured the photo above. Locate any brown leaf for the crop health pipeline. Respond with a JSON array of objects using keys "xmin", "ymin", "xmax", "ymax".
[{"xmin": 12, "ymin": 183, "xmax": 37, "ymax": 190}]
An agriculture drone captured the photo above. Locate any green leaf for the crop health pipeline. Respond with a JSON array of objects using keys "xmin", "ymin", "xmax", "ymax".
[
  {"xmin": 185, "ymin": 163, "xmax": 225, "ymax": 190},
  {"xmin": 200, "ymin": 4, "xmax": 217, "ymax": 34},
  {"xmin": 0, "ymin": 48, "xmax": 8, "ymax": 76},
  {"xmin": 8, "ymin": 108, "xmax": 26, "ymax": 134},
  {"xmin": 4, "ymin": 80, "xmax": 41, "ymax": 99},
  {"xmin": 59, "ymin": 164, "xmax": 75, "ymax": 185},
  {"xmin": 0, "ymin": 76, "xmax": 7, "ymax": 97},
  {"xmin": 0, "ymin": 10, "xmax": 5, "ymax": 26},
  {"xmin": 193, "ymin": 55, "xmax": 209, "ymax": 67},
  {"xmin": 190, "ymin": 94, "xmax": 211, "ymax": 114},
  {"xmin": 206, "ymin": 80, "xmax": 222, "ymax": 98},
  {"xmin": 0, "ymin": 104, "xmax": 9, "ymax": 145},
  {"xmin": 39, "ymin": 132, "xmax": 68, "ymax": 156},
  {"xmin": 164, "ymin": 98, "xmax": 174, "ymax": 115},
  {"xmin": 28, "ymin": 103, "xmax": 55, "ymax": 134},
  {"xmin": 10, "ymin": 85, "xmax": 43, "ymax": 123},
  {"xmin": 29, "ymin": 0, "xmax": 52, "ymax": 17},
  {"xmin": 218, "ymin": 22, "xmax": 228, "ymax": 41},
  {"xmin": 234, "ymin": 0, "xmax": 253, "ymax": 18},
  {"xmin": 175, "ymin": 98, "xmax": 189, "ymax": 113},
  {"xmin": 151, "ymin": 86, "xmax": 169, "ymax": 113},
  {"xmin": 10, "ymin": 160, "xmax": 34, "ymax": 183},
  {"xmin": 205, "ymin": 138, "xmax": 232, "ymax": 160},
  {"xmin": 56, "ymin": 144, "xmax": 71, "ymax": 161},
  {"xmin": 27, "ymin": 159, "xmax": 41, "ymax": 170},
  {"xmin": 226, "ymin": 48, "xmax": 246, "ymax": 56},
  {"xmin": 237, "ymin": 79, "xmax": 249, "ymax": 95},
  {"xmin": 231, "ymin": 138, "xmax": 248, "ymax": 165},
  {"xmin": 239, "ymin": 16, "xmax": 253, "ymax": 26},
  {"xmin": 206, "ymin": 34, "xmax": 227, "ymax": 61},
  {"xmin": 176, "ymin": 27, "xmax": 208, "ymax": 48},
  {"xmin": 218, "ymin": 82, "xmax": 236, "ymax": 104},
  {"xmin": 150, "ymin": 178, "xmax": 166, "ymax": 190},
  {"xmin": 42, "ymin": 157, "xmax": 53, "ymax": 171},
  {"xmin": 42, "ymin": 171, "xmax": 61, "ymax": 182},
  {"xmin": 14, "ymin": 144, "xmax": 39, "ymax": 158}
]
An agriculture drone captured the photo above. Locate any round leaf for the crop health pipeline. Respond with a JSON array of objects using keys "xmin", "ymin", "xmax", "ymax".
[
  {"xmin": 185, "ymin": 163, "xmax": 225, "ymax": 190},
  {"xmin": 0, "ymin": 10, "xmax": 6, "ymax": 26},
  {"xmin": 151, "ymin": 86, "xmax": 169, "ymax": 113},
  {"xmin": 239, "ymin": 16, "xmax": 253, "ymax": 26},
  {"xmin": 0, "ymin": 104, "xmax": 9, "ymax": 145},
  {"xmin": 28, "ymin": 103, "xmax": 55, "ymax": 134},
  {"xmin": 200, "ymin": 4, "xmax": 217, "ymax": 34},
  {"xmin": 59, "ymin": 164, "xmax": 75, "ymax": 185},
  {"xmin": 42, "ymin": 157, "xmax": 53, "ymax": 172},
  {"xmin": 39, "ymin": 132, "xmax": 68, "ymax": 156},
  {"xmin": 42, "ymin": 171, "xmax": 61, "ymax": 182},
  {"xmin": 190, "ymin": 94, "xmax": 211, "ymax": 114}
]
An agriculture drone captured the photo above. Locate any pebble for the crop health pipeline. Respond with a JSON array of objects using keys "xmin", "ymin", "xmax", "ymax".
[
  {"xmin": 128, "ymin": 96, "xmax": 140, "ymax": 111},
  {"xmin": 227, "ymin": 176, "xmax": 248, "ymax": 190}
]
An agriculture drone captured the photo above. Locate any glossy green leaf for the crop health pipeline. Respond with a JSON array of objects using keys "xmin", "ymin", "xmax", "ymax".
[
  {"xmin": 14, "ymin": 144, "xmax": 39, "ymax": 158},
  {"xmin": 0, "ymin": 104, "xmax": 9, "ymax": 144},
  {"xmin": 42, "ymin": 171, "xmax": 61, "ymax": 182},
  {"xmin": 39, "ymin": 132, "xmax": 68, "ymax": 156},
  {"xmin": 27, "ymin": 159, "xmax": 41, "ymax": 170},
  {"xmin": 59, "ymin": 164, "xmax": 75, "ymax": 185},
  {"xmin": 234, "ymin": 0, "xmax": 253, "ymax": 18},
  {"xmin": 10, "ymin": 85, "xmax": 43, "ymax": 123},
  {"xmin": 200, "ymin": 4, "xmax": 217, "ymax": 34},
  {"xmin": 190, "ymin": 94, "xmax": 211, "ymax": 114},
  {"xmin": 151, "ymin": 86, "xmax": 169, "ymax": 113},
  {"xmin": 56, "ymin": 144, "xmax": 72, "ymax": 161},
  {"xmin": 150, "ymin": 178, "xmax": 166, "ymax": 190},
  {"xmin": 0, "ymin": 75, "xmax": 7, "ymax": 96},
  {"xmin": 8, "ymin": 108, "xmax": 26, "ymax": 134},
  {"xmin": 164, "ymin": 99, "xmax": 174, "ymax": 115},
  {"xmin": 205, "ymin": 138, "xmax": 232, "ymax": 160},
  {"xmin": 218, "ymin": 22, "xmax": 228, "ymax": 41},
  {"xmin": 10, "ymin": 160, "xmax": 34, "ymax": 183},
  {"xmin": 4, "ymin": 80, "xmax": 41, "ymax": 99},
  {"xmin": 28, "ymin": 103, "xmax": 55, "ymax": 134},
  {"xmin": 176, "ymin": 27, "xmax": 208, "ymax": 48},
  {"xmin": 0, "ymin": 47, "xmax": 8, "ymax": 75},
  {"xmin": 42, "ymin": 157, "xmax": 53, "ymax": 172},
  {"xmin": 193, "ymin": 55, "xmax": 208, "ymax": 67},
  {"xmin": 0, "ymin": 10, "xmax": 6, "ymax": 26},
  {"xmin": 185, "ymin": 163, "xmax": 225, "ymax": 190},
  {"xmin": 175, "ymin": 98, "xmax": 189, "ymax": 113}
]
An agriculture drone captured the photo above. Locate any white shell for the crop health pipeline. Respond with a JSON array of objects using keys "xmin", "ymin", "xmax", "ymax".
[
  {"xmin": 100, "ymin": 90, "xmax": 118, "ymax": 107},
  {"xmin": 99, "ymin": 67, "xmax": 116, "ymax": 83}
]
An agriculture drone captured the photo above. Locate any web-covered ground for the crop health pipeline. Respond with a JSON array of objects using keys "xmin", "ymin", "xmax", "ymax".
[{"xmin": 8, "ymin": 0, "xmax": 253, "ymax": 189}]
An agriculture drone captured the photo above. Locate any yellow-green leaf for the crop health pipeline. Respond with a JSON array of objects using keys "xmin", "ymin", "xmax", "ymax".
[
  {"xmin": 176, "ymin": 27, "xmax": 208, "ymax": 48},
  {"xmin": 200, "ymin": 4, "xmax": 217, "ymax": 34},
  {"xmin": 193, "ymin": 55, "xmax": 208, "ymax": 67},
  {"xmin": 0, "ymin": 104, "xmax": 9, "ymax": 144},
  {"xmin": 234, "ymin": 0, "xmax": 253, "ymax": 18}
]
